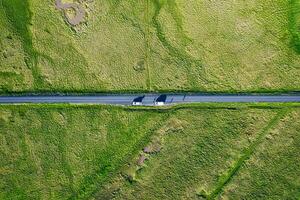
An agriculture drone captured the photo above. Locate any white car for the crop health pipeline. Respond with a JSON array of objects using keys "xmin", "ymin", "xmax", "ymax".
[{"xmin": 132, "ymin": 101, "xmax": 143, "ymax": 106}]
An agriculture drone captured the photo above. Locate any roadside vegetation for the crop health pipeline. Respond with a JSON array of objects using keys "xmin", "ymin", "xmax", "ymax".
[
  {"xmin": 1, "ymin": 0, "xmax": 300, "ymax": 93},
  {"xmin": 289, "ymin": 0, "xmax": 300, "ymax": 53},
  {"xmin": 1, "ymin": 104, "xmax": 299, "ymax": 199}
]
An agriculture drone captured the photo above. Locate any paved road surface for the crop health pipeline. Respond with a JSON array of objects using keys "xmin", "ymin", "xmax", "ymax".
[{"xmin": 0, "ymin": 94, "xmax": 300, "ymax": 105}]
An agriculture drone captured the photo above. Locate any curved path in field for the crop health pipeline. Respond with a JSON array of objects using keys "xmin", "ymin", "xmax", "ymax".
[
  {"xmin": 0, "ymin": 94, "xmax": 300, "ymax": 105},
  {"xmin": 55, "ymin": 0, "xmax": 85, "ymax": 26}
]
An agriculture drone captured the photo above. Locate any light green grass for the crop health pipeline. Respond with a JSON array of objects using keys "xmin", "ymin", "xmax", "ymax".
[
  {"xmin": 1, "ymin": 104, "xmax": 299, "ymax": 199},
  {"xmin": 95, "ymin": 106, "xmax": 300, "ymax": 200},
  {"xmin": 0, "ymin": 0, "xmax": 300, "ymax": 93},
  {"xmin": 203, "ymin": 109, "xmax": 288, "ymax": 199},
  {"xmin": 220, "ymin": 108, "xmax": 300, "ymax": 199}
]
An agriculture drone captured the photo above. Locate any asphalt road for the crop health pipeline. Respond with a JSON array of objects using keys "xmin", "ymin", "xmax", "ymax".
[{"xmin": 0, "ymin": 94, "xmax": 300, "ymax": 105}]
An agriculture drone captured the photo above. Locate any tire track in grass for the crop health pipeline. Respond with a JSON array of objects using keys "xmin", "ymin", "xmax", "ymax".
[
  {"xmin": 198, "ymin": 109, "xmax": 290, "ymax": 200},
  {"xmin": 57, "ymin": 115, "xmax": 76, "ymax": 198},
  {"xmin": 166, "ymin": 0, "xmax": 193, "ymax": 46}
]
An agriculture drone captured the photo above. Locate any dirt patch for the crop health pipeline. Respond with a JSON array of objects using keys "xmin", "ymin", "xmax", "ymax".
[
  {"xmin": 143, "ymin": 138, "xmax": 162, "ymax": 154},
  {"xmin": 55, "ymin": 0, "xmax": 86, "ymax": 26},
  {"xmin": 134, "ymin": 60, "xmax": 145, "ymax": 72},
  {"xmin": 137, "ymin": 154, "xmax": 147, "ymax": 166},
  {"xmin": 158, "ymin": 118, "xmax": 188, "ymax": 135},
  {"xmin": 121, "ymin": 118, "xmax": 188, "ymax": 185}
]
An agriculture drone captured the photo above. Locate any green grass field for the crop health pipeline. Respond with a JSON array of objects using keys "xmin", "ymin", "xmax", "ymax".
[
  {"xmin": 1, "ymin": 1, "xmax": 300, "ymax": 199},
  {"xmin": 0, "ymin": 104, "xmax": 166, "ymax": 199},
  {"xmin": 1, "ymin": 104, "xmax": 299, "ymax": 199},
  {"xmin": 1, "ymin": 0, "xmax": 300, "ymax": 93},
  {"xmin": 221, "ymin": 108, "xmax": 300, "ymax": 199}
]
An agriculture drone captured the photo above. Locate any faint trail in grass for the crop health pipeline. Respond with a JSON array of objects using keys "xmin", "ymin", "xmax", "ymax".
[
  {"xmin": 120, "ymin": 14, "xmax": 146, "ymax": 36},
  {"xmin": 110, "ymin": 0, "xmax": 122, "ymax": 9},
  {"xmin": 57, "ymin": 125, "xmax": 76, "ymax": 198},
  {"xmin": 39, "ymin": 110, "xmax": 76, "ymax": 198},
  {"xmin": 198, "ymin": 109, "xmax": 290, "ymax": 199},
  {"xmin": 120, "ymin": 1, "xmax": 152, "ymax": 91},
  {"xmin": 288, "ymin": 0, "xmax": 300, "ymax": 53},
  {"xmin": 166, "ymin": 0, "xmax": 193, "ymax": 46},
  {"xmin": 151, "ymin": 0, "xmax": 206, "ymax": 89},
  {"xmin": 145, "ymin": 0, "xmax": 152, "ymax": 91},
  {"xmin": 0, "ymin": 0, "xmax": 44, "ymax": 88},
  {"xmin": 105, "ymin": 0, "xmax": 121, "ymax": 15}
]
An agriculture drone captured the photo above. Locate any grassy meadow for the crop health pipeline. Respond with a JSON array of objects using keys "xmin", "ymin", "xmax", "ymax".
[
  {"xmin": 0, "ymin": 104, "xmax": 299, "ymax": 199},
  {"xmin": 220, "ymin": 108, "xmax": 300, "ymax": 199},
  {"xmin": 1, "ymin": 0, "xmax": 300, "ymax": 93},
  {"xmin": 0, "ymin": 104, "xmax": 166, "ymax": 199}
]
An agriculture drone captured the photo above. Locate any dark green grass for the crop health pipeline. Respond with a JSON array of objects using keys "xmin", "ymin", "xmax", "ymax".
[
  {"xmin": 289, "ymin": 0, "xmax": 300, "ymax": 53},
  {"xmin": 1, "ymin": 0, "xmax": 42, "ymax": 87},
  {"xmin": 1, "ymin": 0, "xmax": 33, "ymax": 51}
]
